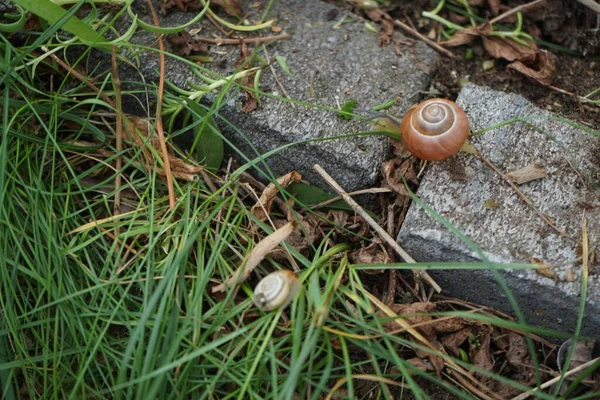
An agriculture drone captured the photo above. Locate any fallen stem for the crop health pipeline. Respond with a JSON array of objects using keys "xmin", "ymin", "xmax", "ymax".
[
  {"xmin": 312, "ymin": 163, "xmax": 442, "ymax": 293},
  {"xmin": 394, "ymin": 19, "xmax": 457, "ymax": 59},
  {"xmin": 194, "ymin": 33, "xmax": 289, "ymax": 45}
]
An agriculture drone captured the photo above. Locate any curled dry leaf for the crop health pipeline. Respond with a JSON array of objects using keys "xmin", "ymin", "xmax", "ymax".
[
  {"xmin": 471, "ymin": 325, "xmax": 495, "ymax": 379},
  {"xmin": 251, "ymin": 171, "xmax": 302, "ymax": 221},
  {"xmin": 212, "ymin": 220, "xmax": 298, "ymax": 293},
  {"xmin": 507, "ymin": 50, "xmax": 558, "ymax": 86},
  {"xmin": 387, "ymin": 302, "xmax": 437, "ymax": 338},
  {"xmin": 486, "ymin": 0, "xmax": 501, "ymax": 15},
  {"xmin": 506, "ymin": 163, "xmax": 547, "ymax": 185},
  {"xmin": 532, "ymin": 257, "xmax": 558, "ymax": 280},
  {"xmin": 381, "ymin": 158, "xmax": 417, "ymax": 197},
  {"xmin": 167, "ymin": 31, "xmax": 209, "ymax": 56},
  {"xmin": 364, "ymin": 8, "xmax": 394, "ymax": 46},
  {"xmin": 481, "ymin": 36, "xmax": 538, "ymax": 63},
  {"xmin": 348, "ymin": 237, "xmax": 389, "ymax": 270}
]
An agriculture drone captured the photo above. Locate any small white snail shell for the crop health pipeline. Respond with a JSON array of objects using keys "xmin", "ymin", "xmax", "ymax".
[
  {"xmin": 253, "ymin": 270, "xmax": 300, "ymax": 312},
  {"xmin": 400, "ymin": 98, "xmax": 470, "ymax": 161}
]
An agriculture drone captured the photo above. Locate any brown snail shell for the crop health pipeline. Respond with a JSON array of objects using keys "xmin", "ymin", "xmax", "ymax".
[
  {"xmin": 253, "ymin": 270, "xmax": 300, "ymax": 312},
  {"xmin": 400, "ymin": 98, "xmax": 470, "ymax": 161}
]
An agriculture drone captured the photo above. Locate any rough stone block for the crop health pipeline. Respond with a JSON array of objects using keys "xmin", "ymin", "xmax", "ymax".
[
  {"xmin": 117, "ymin": 0, "xmax": 438, "ymax": 190},
  {"xmin": 398, "ymin": 84, "xmax": 600, "ymax": 339}
]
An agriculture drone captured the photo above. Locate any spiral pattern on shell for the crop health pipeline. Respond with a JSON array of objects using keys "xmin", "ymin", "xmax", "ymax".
[
  {"xmin": 400, "ymin": 98, "xmax": 470, "ymax": 161},
  {"xmin": 253, "ymin": 270, "xmax": 300, "ymax": 311}
]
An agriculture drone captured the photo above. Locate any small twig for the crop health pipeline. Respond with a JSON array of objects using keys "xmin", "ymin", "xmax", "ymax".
[
  {"xmin": 475, "ymin": 149, "xmax": 569, "ymax": 238},
  {"xmin": 313, "ymin": 164, "xmax": 442, "ymax": 293},
  {"xmin": 146, "ymin": 0, "xmax": 176, "ymax": 210},
  {"xmin": 511, "ymin": 357, "xmax": 600, "ymax": 400},
  {"xmin": 487, "ymin": 0, "xmax": 546, "ymax": 26},
  {"xmin": 195, "ymin": 33, "xmax": 289, "ymax": 45},
  {"xmin": 394, "ymin": 19, "xmax": 457, "ymax": 59}
]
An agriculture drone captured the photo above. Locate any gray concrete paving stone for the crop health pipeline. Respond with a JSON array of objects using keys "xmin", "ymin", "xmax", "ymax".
[
  {"xmin": 398, "ymin": 83, "xmax": 600, "ymax": 340},
  {"xmin": 119, "ymin": 0, "xmax": 438, "ymax": 190}
]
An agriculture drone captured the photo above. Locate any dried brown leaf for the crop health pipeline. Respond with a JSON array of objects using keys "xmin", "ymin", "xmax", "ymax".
[
  {"xmin": 442, "ymin": 327, "xmax": 474, "ymax": 357},
  {"xmin": 212, "ymin": 0, "xmax": 243, "ymax": 17},
  {"xmin": 250, "ymin": 171, "xmax": 302, "ymax": 221},
  {"xmin": 507, "ymin": 331, "xmax": 530, "ymax": 366},
  {"xmin": 532, "ymin": 257, "xmax": 558, "ymax": 280},
  {"xmin": 389, "ymin": 302, "xmax": 437, "ymax": 337},
  {"xmin": 433, "ymin": 316, "xmax": 472, "ymax": 334},
  {"xmin": 365, "ymin": 9, "xmax": 393, "ymax": 46},
  {"xmin": 471, "ymin": 326, "xmax": 495, "ymax": 377},
  {"xmin": 441, "ymin": 27, "xmax": 481, "ymax": 47},
  {"xmin": 481, "ymin": 36, "xmax": 538, "ymax": 62},
  {"xmin": 212, "ymin": 220, "xmax": 298, "ymax": 292},
  {"xmin": 348, "ymin": 237, "xmax": 389, "ymax": 267},
  {"xmin": 167, "ymin": 31, "xmax": 209, "ymax": 56},
  {"xmin": 407, "ymin": 357, "xmax": 431, "ymax": 372},
  {"xmin": 486, "ymin": 0, "xmax": 501, "ymax": 15},
  {"xmin": 507, "ymin": 50, "xmax": 557, "ymax": 86},
  {"xmin": 381, "ymin": 159, "xmax": 417, "ymax": 197},
  {"xmin": 506, "ymin": 164, "xmax": 547, "ymax": 184}
]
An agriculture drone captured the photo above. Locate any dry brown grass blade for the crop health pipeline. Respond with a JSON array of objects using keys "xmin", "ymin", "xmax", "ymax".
[
  {"xmin": 194, "ymin": 33, "xmax": 290, "ymax": 45},
  {"xmin": 111, "ymin": 45, "xmax": 123, "ymax": 217},
  {"xmin": 145, "ymin": 0, "xmax": 176, "ymax": 210},
  {"xmin": 312, "ymin": 163, "xmax": 442, "ymax": 293},
  {"xmin": 251, "ymin": 171, "xmax": 302, "ymax": 221},
  {"xmin": 212, "ymin": 220, "xmax": 299, "ymax": 293}
]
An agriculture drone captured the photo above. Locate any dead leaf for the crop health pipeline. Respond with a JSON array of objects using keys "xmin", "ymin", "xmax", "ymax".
[
  {"xmin": 482, "ymin": 36, "xmax": 538, "ymax": 63},
  {"xmin": 381, "ymin": 158, "xmax": 417, "ymax": 197},
  {"xmin": 212, "ymin": 0, "xmax": 243, "ymax": 17},
  {"xmin": 364, "ymin": 9, "xmax": 394, "ymax": 46},
  {"xmin": 506, "ymin": 164, "xmax": 547, "ymax": 184},
  {"xmin": 432, "ymin": 316, "xmax": 472, "ymax": 333},
  {"xmin": 234, "ymin": 42, "xmax": 259, "ymax": 113},
  {"xmin": 441, "ymin": 27, "xmax": 481, "ymax": 47},
  {"xmin": 388, "ymin": 302, "xmax": 437, "ymax": 338},
  {"xmin": 507, "ymin": 50, "xmax": 557, "ymax": 86},
  {"xmin": 167, "ymin": 31, "xmax": 209, "ymax": 56},
  {"xmin": 212, "ymin": 220, "xmax": 298, "ymax": 292},
  {"xmin": 485, "ymin": 199, "xmax": 501, "ymax": 209},
  {"xmin": 250, "ymin": 171, "xmax": 302, "ymax": 221},
  {"xmin": 348, "ymin": 237, "xmax": 389, "ymax": 268},
  {"xmin": 442, "ymin": 327, "xmax": 474, "ymax": 357},
  {"xmin": 407, "ymin": 357, "xmax": 431, "ymax": 372},
  {"xmin": 486, "ymin": 0, "xmax": 501, "ymax": 15},
  {"xmin": 471, "ymin": 326, "xmax": 495, "ymax": 377},
  {"xmin": 506, "ymin": 331, "xmax": 530, "ymax": 367},
  {"xmin": 532, "ymin": 257, "xmax": 558, "ymax": 280}
]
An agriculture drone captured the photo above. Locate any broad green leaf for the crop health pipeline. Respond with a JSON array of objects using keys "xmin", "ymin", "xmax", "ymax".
[
  {"xmin": 286, "ymin": 182, "xmax": 352, "ymax": 212},
  {"xmin": 12, "ymin": 0, "xmax": 110, "ymax": 49}
]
